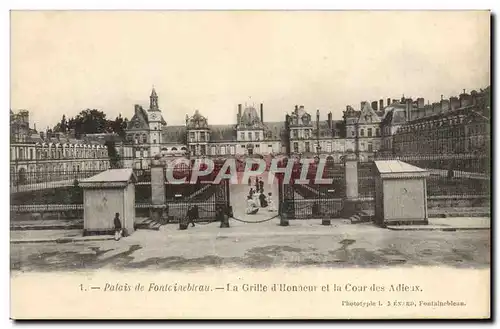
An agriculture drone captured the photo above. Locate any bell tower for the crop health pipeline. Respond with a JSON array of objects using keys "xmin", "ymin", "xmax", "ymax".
[
  {"xmin": 147, "ymin": 87, "xmax": 162, "ymax": 157},
  {"xmin": 150, "ymin": 87, "xmax": 159, "ymax": 110}
]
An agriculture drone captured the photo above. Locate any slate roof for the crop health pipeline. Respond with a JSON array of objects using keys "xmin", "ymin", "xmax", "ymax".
[
  {"xmin": 209, "ymin": 124, "xmax": 236, "ymax": 142},
  {"xmin": 161, "ymin": 125, "xmax": 186, "ymax": 144}
]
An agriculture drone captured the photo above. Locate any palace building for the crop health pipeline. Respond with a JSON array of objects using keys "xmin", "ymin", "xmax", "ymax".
[
  {"xmin": 124, "ymin": 87, "xmax": 491, "ymax": 169},
  {"xmin": 9, "ymin": 110, "xmax": 133, "ymax": 186}
]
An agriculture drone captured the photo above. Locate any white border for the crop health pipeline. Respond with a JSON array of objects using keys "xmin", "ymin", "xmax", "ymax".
[{"xmin": 2, "ymin": 1, "xmax": 497, "ymax": 327}]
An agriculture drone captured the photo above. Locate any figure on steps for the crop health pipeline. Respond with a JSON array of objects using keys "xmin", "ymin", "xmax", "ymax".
[
  {"xmin": 267, "ymin": 192, "xmax": 277, "ymax": 212},
  {"xmin": 246, "ymin": 195, "xmax": 259, "ymax": 215}
]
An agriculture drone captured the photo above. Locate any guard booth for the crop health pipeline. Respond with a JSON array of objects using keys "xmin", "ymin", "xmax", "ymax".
[
  {"xmin": 79, "ymin": 169, "xmax": 137, "ymax": 236},
  {"xmin": 374, "ymin": 160, "xmax": 429, "ymax": 227}
]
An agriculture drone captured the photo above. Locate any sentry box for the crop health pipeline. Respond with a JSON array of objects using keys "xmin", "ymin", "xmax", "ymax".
[
  {"xmin": 79, "ymin": 169, "xmax": 137, "ymax": 236},
  {"xmin": 373, "ymin": 160, "xmax": 430, "ymax": 227}
]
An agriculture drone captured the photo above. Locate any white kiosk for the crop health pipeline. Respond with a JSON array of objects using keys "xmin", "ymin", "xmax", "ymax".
[
  {"xmin": 80, "ymin": 169, "xmax": 137, "ymax": 236},
  {"xmin": 374, "ymin": 160, "xmax": 429, "ymax": 226}
]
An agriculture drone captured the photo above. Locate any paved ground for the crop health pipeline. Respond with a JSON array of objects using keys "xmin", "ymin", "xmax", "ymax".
[
  {"xmin": 11, "ymin": 219, "xmax": 491, "ymax": 272},
  {"xmin": 10, "ymin": 174, "xmax": 491, "ymax": 271}
]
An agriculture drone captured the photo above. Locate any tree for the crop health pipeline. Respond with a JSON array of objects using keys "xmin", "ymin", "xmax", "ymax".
[
  {"xmin": 105, "ymin": 140, "xmax": 122, "ymax": 169},
  {"xmin": 52, "ymin": 109, "xmax": 129, "ymax": 138}
]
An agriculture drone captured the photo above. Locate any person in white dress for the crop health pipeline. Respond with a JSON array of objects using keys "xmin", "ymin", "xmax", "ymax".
[
  {"xmin": 267, "ymin": 192, "xmax": 277, "ymax": 212},
  {"xmin": 246, "ymin": 195, "xmax": 259, "ymax": 214}
]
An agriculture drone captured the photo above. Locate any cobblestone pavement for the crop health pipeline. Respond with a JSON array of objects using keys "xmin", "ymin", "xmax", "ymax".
[{"xmin": 11, "ymin": 220, "xmax": 490, "ymax": 272}]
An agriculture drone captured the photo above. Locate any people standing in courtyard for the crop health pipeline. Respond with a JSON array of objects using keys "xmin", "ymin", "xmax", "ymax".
[
  {"xmin": 259, "ymin": 191, "xmax": 268, "ymax": 208},
  {"xmin": 113, "ymin": 212, "xmax": 123, "ymax": 241},
  {"xmin": 187, "ymin": 205, "xmax": 197, "ymax": 227},
  {"xmin": 248, "ymin": 177, "xmax": 252, "ymax": 186},
  {"xmin": 253, "ymin": 189, "xmax": 261, "ymax": 207},
  {"xmin": 259, "ymin": 178, "xmax": 264, "ymax": 193},
  {"xmin": 267, "ymin": 192, "xmax": 277, "ymax": 212},
  {"xmin": 246, "ymin": 195, "xmax": 259, "ymax": 215}
]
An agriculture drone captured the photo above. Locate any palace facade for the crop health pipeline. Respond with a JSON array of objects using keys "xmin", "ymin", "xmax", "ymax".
[
  {"xmin": 124, "ymin": 87, "xmax": 491, "ymax": 169},
  {"xmin": 10, "ymin": 110, "xmax": 134, "ymax": 185}
]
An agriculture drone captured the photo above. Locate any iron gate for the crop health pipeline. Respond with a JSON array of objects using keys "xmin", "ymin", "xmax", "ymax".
[{"xmin": 165, "ymin": 179, "xmax": 230, "ymax": 223}]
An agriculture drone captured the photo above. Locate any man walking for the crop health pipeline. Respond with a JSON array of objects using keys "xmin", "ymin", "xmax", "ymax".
[{"xmin": 113, "ymin": 212, "xmax": 123, "ymax": 241}]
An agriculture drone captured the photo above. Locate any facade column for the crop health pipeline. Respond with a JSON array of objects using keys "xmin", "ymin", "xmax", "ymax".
[{"xmin": 341, "ymin": 152, "xmax": 360, "ymax": 217}]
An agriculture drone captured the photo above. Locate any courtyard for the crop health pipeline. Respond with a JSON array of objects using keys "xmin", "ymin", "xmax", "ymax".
[{"xmin": 11, "ymin": 219, "xmax": 490, "ymax": 272}]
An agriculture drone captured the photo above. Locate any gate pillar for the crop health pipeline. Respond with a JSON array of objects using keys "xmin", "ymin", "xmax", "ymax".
[
  {"xmin": 150, "ymin": 158, "xmax": 167, "ymax": 222},
  {"xmin": 341, "ymin": 153, "xmax": 360, "ymax": 217}
]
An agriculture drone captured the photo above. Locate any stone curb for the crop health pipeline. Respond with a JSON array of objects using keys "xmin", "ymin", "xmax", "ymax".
[
  {"xmin": 10, "ymin": 236, "xmax": 115, "ymax": 244},
  {"xmin": 385, "ymin": 226, "xmax": 490, "ymax": 231}
]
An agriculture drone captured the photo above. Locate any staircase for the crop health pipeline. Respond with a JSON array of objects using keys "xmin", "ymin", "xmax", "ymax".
[
  {"xmin": 349, "ymin": 210, "xmax": 373, "ymax": 224},
  {"xmin": 135, "ymin": 217, "xmax": 171, "ymax": 231}
]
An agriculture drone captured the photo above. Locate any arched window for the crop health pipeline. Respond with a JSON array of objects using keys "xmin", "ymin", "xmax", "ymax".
[{"xmin": 142, "ymin": 134, "xmax": 148, "ymax": 144}]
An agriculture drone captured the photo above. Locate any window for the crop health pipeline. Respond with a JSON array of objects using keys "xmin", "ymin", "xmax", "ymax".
[
  {"xmin": 135, "ymin": 150, "xmax": 141, "ymax": 158},
  {"xmin": 368, "ymin": 128, "xmax": 372, "ymax": 137},
  {"xmin": 211, "ymin": 146, "xmax": 216, "ymax": 155},
  {"xmin": 142, "ymin": 134, "xmax": 147, "ymax": 144},
  {"xmin": 153, "ymin": 139, "xmax": 157, "ymax": 144},
  {"xmin": 200, "ymin": 145, "xmax": 206, "ymax": 156},
  {"xmin": 351, "ymin": 131, "xmax": 355, "ymax": 136},
  {"xmin": 293, "ymin": 142, "xmax": 299, "ymax": 153},
  {"xmin": 230, "ymin": 146, "xmax": 235, "ymax": 155},
  {"xmin": 247, "ymin": 132, "xmax": 252, "ymax": 140},
  {"xmin": 189, "ymin": 132, "xmax": 195, "ymax": 141},
  {"xmin": 368, "ymin": 143, "xmax": 373, "ymax": 152},
  {"xmin": 220, "ymin": 146, "xmax": 226, "ymax": 155},
  {"xmin": 255, "ymin": 132, "xmax": 260, "ymax": 140},
  {"xmin": 376, "ymin": 128, "xmax": 380, "ymax": 136},
  {"xmin": 200, "ymin": 132, "xmax": 206, "ymax": 141},
  {"xmin": 29, "ymin": 149, "xmax": 33, "ymax": 160},
  {"xmin": 305, "ymin": 142, "xmax": 310, "ymax": 153},
  {"xmin": 292, "ymin": 130, "xmax": 298, "ymax": 138},
  {"xmin": 240, "ymin": 132, "xmax": 245, "ymax": 140},
  {"xmin": 190, "ymin": 145, "xmax": 196, "ymax": 155},
  {"xmin": 360, "ymin": 129, "xmax": 365, "ymax": 137},
  {"xmin": 304, "ymin": 130, "xmax": 310, "ymax": 139}
]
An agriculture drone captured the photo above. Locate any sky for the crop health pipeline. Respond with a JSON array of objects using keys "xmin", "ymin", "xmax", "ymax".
[{"xmin": 11, "ymin": 11, "xmax": 490, "ymax": 130}]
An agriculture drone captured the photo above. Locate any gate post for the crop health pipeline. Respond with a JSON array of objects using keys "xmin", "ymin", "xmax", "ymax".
[
  {"xmin": 277, "ymin": 173, "xmax": 289, "ymax": 226},
  {"xmin": 341, "ymin": 152, "xmax": 359, "ymax": 217},
  {"xmin": 150, "ymin": 158, "xmax": 167, "ymax": 222}
]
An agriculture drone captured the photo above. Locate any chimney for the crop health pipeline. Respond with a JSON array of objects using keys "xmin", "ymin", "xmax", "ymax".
[
  {"xmin": 432, "ymin": 102, "xmax": 441, "ymax": 114},
  {"xmin": 371, "ymin": 101, "xmax": 378, "ymax": 111},
  {"xmin": 424, "ymin": 104, "xmax": 432, "ymax": 117},
  {"xmin": 295, "ymin": 105, "xmax": 299, "ymax": 114},
  {"xmin": 406, "ymin": 99, "xmax": 412, "ymax": 121},
  {"xmin": 327, "ymin": 112, "xmax": 333, "ymax": 129},
  {"xmin": 450, "ymin": 96, "xmax": 460, "ymax": 110},
  {"xmin": 471, "ymin": 90, "xmax": 478, "ymax": 105},
  {"xmin": 387, "ymin": 98, "xmax": 391, "ymax": 106},
  {"xmin": 134, "ymin": 104, "xmax": 141, "ymax": 115},
  {"xmin": 417, "ymin": 98, "xmax": 425, "ymax": 109},
  {"xmin": 238, "ymin": 104, "xmax": 242, "ymax": 124},
  {"xmin": 379, "ymin": 99, "xmax": 384, "ymax": 110},
  {"xmin": 441, "ymin": 99, "xmax": 450, "ymax": 112},
  {"xmin": 260, "ymin": 103, "xmax": 264, "ymax": 122},
  {"xmin": 459, "ymin": 92, "xmax": 472, "ymax": 107}
]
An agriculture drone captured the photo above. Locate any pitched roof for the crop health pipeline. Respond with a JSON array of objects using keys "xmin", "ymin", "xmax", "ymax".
[
  {"xmin": 209, "ymin": 124, "xmax": 236, "ymax": 142},
  {"xmin": 161, "ymin": 125, "xmax": 186, "ymax": 144},
  {"xmin": 357, "ymin": 102, "xmax": 382, "ymax": 124},
  {"xmin": 81, "ymin": 168, "xmax": 136, "ymax": 184},
  {"xmin": 374, "ymin": 160, "xmax": 429, "ymax": 176}
]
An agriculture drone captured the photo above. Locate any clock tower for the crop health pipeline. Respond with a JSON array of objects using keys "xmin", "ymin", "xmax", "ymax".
[{"xmin": 147, "ymin": 87, "xmax": 163, "ymax": 157}]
